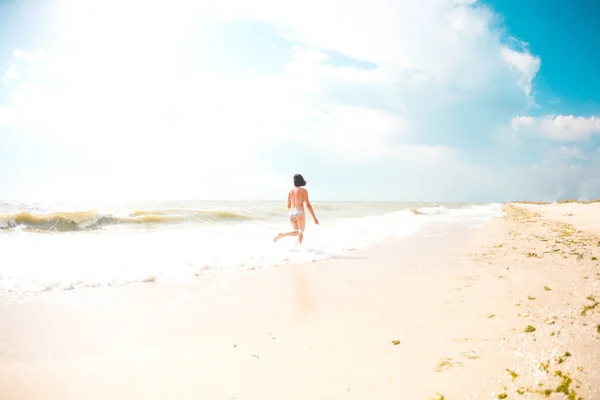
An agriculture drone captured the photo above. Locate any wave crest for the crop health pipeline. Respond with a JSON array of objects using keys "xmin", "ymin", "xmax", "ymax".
[
  {"xmin": 410, "ymin": 205, "xmax": 447, "ymax": 216},
  {"xmin": 0, "ymin": 209, "xmax": 252, "ymax": 231}
]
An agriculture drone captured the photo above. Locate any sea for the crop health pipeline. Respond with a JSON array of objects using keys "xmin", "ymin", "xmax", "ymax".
[{"xmin": 0, "ymin": 200, "xmax": 503, "ymax": 297}]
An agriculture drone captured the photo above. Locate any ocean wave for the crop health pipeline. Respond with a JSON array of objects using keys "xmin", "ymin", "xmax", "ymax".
[
  {"xmin": 0, "ymin": 202, "xmax": 504, "ymax": 297},
  {"xmin": 0, "ymin": 209, "xmax": 253, "ymax": 231},
  {"xmin": 129, "ymin": 209, "xmax": 250, "ymax": 221},
  {"xmin": 410, "ymin": 205, "xmax": 447, "ymax": 216},
  {"xmin": 0, "ymin": 203, "xmax": 456, "ymax": 232}
]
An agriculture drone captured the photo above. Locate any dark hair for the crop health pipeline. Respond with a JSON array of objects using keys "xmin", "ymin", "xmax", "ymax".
[{"xmin": 293, "ymin": 174, "xmax": 307, "ymax": 187}]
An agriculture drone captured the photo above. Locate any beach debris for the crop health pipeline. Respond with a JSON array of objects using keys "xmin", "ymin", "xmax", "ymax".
[
  {"xmin": 524, "ymin": 325, "xmax": 536, "ymax": 333},
  {"xmin": 597, "ymin": 325, "xmax": 600, "ymax": 334},
  {"xmin": 486, "ymin": 314, "xmax": 497, "ymax": 318},
  {"xmin": 429, "ymin": 393, "xmax": 445, "ymax": 400},
  {"xmin": 592, "ymin": 256, "xmax": 598, "ymax": 261},
  {"xmin": 505, "ymin": 369, "xmax": 519, "ymax": 381},
  {"xmin": 233, "ymin": 344, "xmax": 237, "ymax": 348},
  {"xmin": 252, "ymin": 354, "xmax": 260, "ymax": 359},
  {"xmin": 391, "ymin": 340, "xmax": 401, "ymax": 346},
  {"xmin": 527, "ymin": 252, "xmax": 539, "ymax": 258},
  {"xmin": 544, "ymin": 285, "xmax": 552, "ymax": 291},
  {"xmin": 580, "ymin": 295, "xmax": 599, "ymax": 316},
  {"xmin": 529, "ymin": 358, "xmax": 584, "ymax": 399},
  {"xmin": 434, "ymin": 357, "xmax": 464, "ymax": 372},
  {"xmin": 536, "ymin": 370, "xmax": 583, "ymax": 399},
  {"xmin": 497, "ymin": 393, "xmax": 507, "ymax": 399},
  {"xmin": 554, "ymin": 371, "xmax": 577, "ymax": 398},
  {"xmin": 556, "ymin": 352, "xmax": 572, "ymax": 364},
  {"xmin": 527, "ymin": 296, "xmax": 536, "ymax": 300},
  {"xmin": 452, "ymin": 337, "xmax": 471, "ymax": 343},
  {"xmin": 461, "ymin": 350, "xmax": 479, "ymax": 359}
]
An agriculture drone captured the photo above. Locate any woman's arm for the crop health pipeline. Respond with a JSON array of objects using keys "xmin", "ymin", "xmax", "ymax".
[
  {"xmin": 287, "ymin": 191, "xmax": 291, "ymax": 209},
  {"xmin": 304, "ymin": 189, "xmax": 319, "ymax": 224}
]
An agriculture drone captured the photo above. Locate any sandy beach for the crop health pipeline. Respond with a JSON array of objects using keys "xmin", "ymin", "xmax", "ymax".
[{"xmin": 1, "ymin": 203, "xmax": 599, "ymax": 400}]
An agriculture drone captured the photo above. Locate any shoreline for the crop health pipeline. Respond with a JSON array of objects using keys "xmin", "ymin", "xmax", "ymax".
[
  {"xmin": 0, "ymin": 203, "xmax": 499, "ymax": 300},
  {"xmin": 0, "ymin": 203, "xmax": 599, "ymax": 399}
]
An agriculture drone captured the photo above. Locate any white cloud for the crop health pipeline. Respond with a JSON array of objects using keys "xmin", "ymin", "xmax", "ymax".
[
  {"xmin": 1, "ymin": 64, "xmax": 20, "ymax": 85},
  {"xmin": 13, "ymin": 49, "xmax": 45, "ymax": 64},
  {"xmin": 0, "ymin": 107, "xmax": 11, "ymax": 124},
  {"xmin": 509, "ymin": 115, "xmax": 600, "ymax": 141},
  {"xmin": 196, "ymin": 0, "xmax": 538, "ymax": 90},
  {"xmin": 0, "ymin": 0, "xmax": 575, "ymax": 202},
  {"xmin": 554, "ymin": 146, "xmax": 587, "ymax": 160},
  {"xmin": 1, "ymin": 49, "xmax": 45, "ymax": 86},
  {"xmin": 502, "ymin": 48, "xmax": 541, "ymax": 95},
  {"xmin": 285, "ymin": 105, "xmax": 407, "ymax": 160}
]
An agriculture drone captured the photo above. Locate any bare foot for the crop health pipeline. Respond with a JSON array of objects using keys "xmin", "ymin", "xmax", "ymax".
[{"xmin": 273, "ymin": 233, "xmax": 284, "ymax": 243}]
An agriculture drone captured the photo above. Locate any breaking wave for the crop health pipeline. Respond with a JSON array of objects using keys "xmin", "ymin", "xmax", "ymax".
[
  {"xmin": 0, "ymin": 209, "xmax": 252, "ymax": 231},
  {"xmin": 0, "ymin": 201, "xmax": 504, "ymax": 297}
]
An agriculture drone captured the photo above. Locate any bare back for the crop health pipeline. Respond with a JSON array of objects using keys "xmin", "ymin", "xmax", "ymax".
[{"xmin": 289, "ymin": 187, "xmax": 305, "ymax": 211}]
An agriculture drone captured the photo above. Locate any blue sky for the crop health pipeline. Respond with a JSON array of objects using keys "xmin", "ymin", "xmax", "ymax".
[
  {"xmin": 485, "ymin": 0, "xmax": 600, "ymax": 113},
  {"xmin": 1, "ymin": 0, "xmax": 599, "ymax": 203}
]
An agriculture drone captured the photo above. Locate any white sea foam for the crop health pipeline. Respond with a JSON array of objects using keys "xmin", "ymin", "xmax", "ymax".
[{"xmin": 0, "ymin": 201, "xmax": 503, "ymax": 297}]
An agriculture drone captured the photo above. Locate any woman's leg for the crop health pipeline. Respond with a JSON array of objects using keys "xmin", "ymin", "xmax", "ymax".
[
  {"xmin": 296, "ymin": 213, "xmax": 306, "ymax": 244},
  {"xmin": 273, "ymin": 215, "xmax": 301, "ymax": 242}
]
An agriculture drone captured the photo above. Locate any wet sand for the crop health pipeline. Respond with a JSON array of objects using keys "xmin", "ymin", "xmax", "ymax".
[{"xmin": 0, "ymin": 203, "xmax": 599, "ymax": 399}]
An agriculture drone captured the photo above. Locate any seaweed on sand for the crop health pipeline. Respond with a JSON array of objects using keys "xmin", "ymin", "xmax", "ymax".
[
  {"xmin": 524, "ymin": 325, "xmax": 536, "ymax": 333},
  {"xmin": 581, "ymin": 296, "xmax": 599, "ymax": 316},
  {"xmin": 506, "ymin": 369, "xmax": 519, "ymax": 381},
  {"xmin": 434, "ymin": 357, "xmax": 464, "ymax": 372}
]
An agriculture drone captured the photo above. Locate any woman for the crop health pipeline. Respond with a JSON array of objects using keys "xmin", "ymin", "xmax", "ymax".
[{"xmin": 273, "ymin": 174, "xmax": 319, "ymax": 245}]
